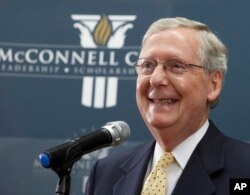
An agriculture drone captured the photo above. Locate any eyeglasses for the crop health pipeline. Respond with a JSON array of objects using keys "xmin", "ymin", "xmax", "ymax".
[{"xmin": 134, "ymin": 58, "xmax": 204, "ymax": 75}]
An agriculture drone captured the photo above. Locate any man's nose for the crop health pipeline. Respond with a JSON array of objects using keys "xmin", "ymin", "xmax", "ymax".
[{"xmin": 149, "ymin": 64, "xmax": 170, "ymax": 86}]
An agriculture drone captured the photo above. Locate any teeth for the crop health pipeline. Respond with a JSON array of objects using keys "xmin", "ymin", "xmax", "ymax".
[{"xmin": 154, "ymin": 99, "xmax": 177, "ymax": 104}]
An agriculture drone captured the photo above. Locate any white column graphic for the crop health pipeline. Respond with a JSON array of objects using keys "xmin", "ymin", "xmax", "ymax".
[
  {"xmin": 81, "ymin": 76, "xmax": 118, "ymax": 109},
  {"xmin": 106, "ymin": 77, "xmax": 118, "ymax": 107},
  {"xmin": 93, "ymin": 77, "xmax": 106, "ymax": 108},
  {"xmin": 81, "ymin": 76, "xmax": 94, "ymax": 107}
]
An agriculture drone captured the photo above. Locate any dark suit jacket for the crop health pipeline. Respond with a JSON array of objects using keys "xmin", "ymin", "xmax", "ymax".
[{"xmin": 85, "ymin": 121, "xmax": 250, "ymax": 195}]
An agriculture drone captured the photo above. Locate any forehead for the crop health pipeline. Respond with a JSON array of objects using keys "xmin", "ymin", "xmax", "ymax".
[{"xmin": 140, "ymin": 28, "xmax": 200, "ymax": 62}]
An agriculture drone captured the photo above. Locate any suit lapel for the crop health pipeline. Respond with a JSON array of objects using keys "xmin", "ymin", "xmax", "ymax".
[
  {"xmin": 113, "ymin": 141, "xmax": 155, "ymax": 195},
  {"xmin": 172, "ymin": 121, "xmax": 225, "ymax": 195},
  {"xmin": 172, "ymin": 150, "xmax": 216, "ymax": 195}
]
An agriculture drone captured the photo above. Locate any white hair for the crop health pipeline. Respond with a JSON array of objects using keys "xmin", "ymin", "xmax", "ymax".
[{"xmin": 142, "ymin": 17, "xmax": 228, "ymax": 77}]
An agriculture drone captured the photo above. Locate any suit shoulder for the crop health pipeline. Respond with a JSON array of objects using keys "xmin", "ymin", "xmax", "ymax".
[{"xmin": 225, "ymin": 136, "xmax": 250, "ymax": 156}]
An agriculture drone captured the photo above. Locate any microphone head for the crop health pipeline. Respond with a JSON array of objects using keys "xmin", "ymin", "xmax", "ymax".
[{"xmin": 103, "ymin": 121, "xmax": 131, "ymax": 145}]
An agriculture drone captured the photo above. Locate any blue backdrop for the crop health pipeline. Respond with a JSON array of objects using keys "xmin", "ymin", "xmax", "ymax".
[{"xmin": 0, "ymin": 0, "xmax": 249, "ymax": 194}]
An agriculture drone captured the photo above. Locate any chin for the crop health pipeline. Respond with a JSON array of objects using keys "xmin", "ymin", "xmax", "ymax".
[{"xmin": 146, "ymin": 117, "xmax": 175, "ymax": 130}]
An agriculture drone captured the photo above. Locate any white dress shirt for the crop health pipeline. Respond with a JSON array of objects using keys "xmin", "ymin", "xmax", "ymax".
[{"xmin": 144, "ymin": 120, "xmax": 209, "ymax": 195}]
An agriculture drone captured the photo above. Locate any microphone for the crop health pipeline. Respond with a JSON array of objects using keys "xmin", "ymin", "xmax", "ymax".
[{"xmin": 39, "ymin": 121, "xmax": 130, "ymax": 170}]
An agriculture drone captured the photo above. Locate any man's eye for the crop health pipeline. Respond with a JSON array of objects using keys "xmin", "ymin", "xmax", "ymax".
[
  {"xmin": 172, "ymin": 63, "xmax": 186, "ymax": 69},
  {"xmin": 142, "ymin": 62, "xmax": 154, "ymax": 69}
]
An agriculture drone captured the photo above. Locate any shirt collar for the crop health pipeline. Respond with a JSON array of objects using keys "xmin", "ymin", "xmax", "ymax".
[{"xmin": 153, "ymin": 120, "xmax": 209, "ymax": 169}]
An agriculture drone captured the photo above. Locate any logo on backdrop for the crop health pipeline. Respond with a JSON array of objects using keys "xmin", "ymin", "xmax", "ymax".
[
  {"xmin": 0, "ymin": 14, "xmax": 139, "ymax": 109},
  {"xmin": 71, "ymin": 15, "xmax": 135, "ymax": 49},
  {"xmin": 71, "ymin": 14, "xmax": 137, "ymax": 108}
]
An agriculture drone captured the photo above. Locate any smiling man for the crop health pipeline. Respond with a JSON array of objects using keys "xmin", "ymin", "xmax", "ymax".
[{"xmin": 85, "ymin": 17, "xmax": 250, "ymax": 195}]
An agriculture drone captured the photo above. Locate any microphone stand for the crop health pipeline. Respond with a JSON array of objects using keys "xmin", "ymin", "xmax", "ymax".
[
  {"xmin": 50, "ymin": 142, "xmax": 83, "ymax": 195},
  {"xmin": 54, "ymin": 166, "xmax": 72, "ymax": 195}
]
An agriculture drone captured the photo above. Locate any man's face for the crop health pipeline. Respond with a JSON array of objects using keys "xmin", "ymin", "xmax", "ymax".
[{"xmin": 136, "ymin": 28, "xmax": 222, "ymax": 145}]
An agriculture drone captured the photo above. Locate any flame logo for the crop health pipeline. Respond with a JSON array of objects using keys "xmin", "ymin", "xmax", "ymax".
[{"xmin": 94, "ymin": 15, "xmax": 112, "ymax": 46}]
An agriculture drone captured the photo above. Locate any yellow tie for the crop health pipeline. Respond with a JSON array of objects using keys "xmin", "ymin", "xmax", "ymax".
[{"xmin": 141, "ymin": 152, "xmax": 174, "ymax": 195}]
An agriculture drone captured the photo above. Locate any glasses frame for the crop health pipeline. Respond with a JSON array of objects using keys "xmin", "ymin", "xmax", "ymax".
[{"xmin": 134, "ymin": 57, "xmax": 204, "ymax": 75}]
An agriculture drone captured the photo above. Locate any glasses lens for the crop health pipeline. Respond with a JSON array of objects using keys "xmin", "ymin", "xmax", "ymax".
[
  {"xmin": 166, "ymin": 60, "xmax": 187, "ymax": 74},
  {"xmin": 136, "ymin": 58, "xmax": 156, "ymax": 75}
]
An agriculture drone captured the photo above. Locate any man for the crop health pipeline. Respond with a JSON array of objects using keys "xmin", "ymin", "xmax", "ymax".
[{"xmin": 85, "ymin": 17, "xmax": 250, "ymax": 195}]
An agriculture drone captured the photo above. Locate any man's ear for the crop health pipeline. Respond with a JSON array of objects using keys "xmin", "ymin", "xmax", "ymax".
[{"xmin": 207, "ymin": 70, "xmax": 223, "ymax": 103}]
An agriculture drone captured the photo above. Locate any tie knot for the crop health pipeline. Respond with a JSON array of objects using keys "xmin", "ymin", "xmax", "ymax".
[{"xmin": 156, "ymin": 152, "xmax": 174, "ymax": 168}]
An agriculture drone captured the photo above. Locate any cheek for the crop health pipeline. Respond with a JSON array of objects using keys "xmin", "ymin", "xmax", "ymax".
[
  {"xmin": 136, "ymin": 77, "xmax": 147, "ymax": 94},
  {"xmin": 136, "ymin": 77, "xmax": 149, "ymax": 107},
  {"xmin": 186, "ymin": 77, "xmax": 211, "ymax": 106},
  {"xmin": 168, "ymin": 76, "xmax": 187, "ymax": 95},
  {"xmin": 171, "ymin": 75, "xmax": 207, "ymax": 101},
  {"xmin": 136, "ymin": 78, "xmax": 141, "ymax": 102}
]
